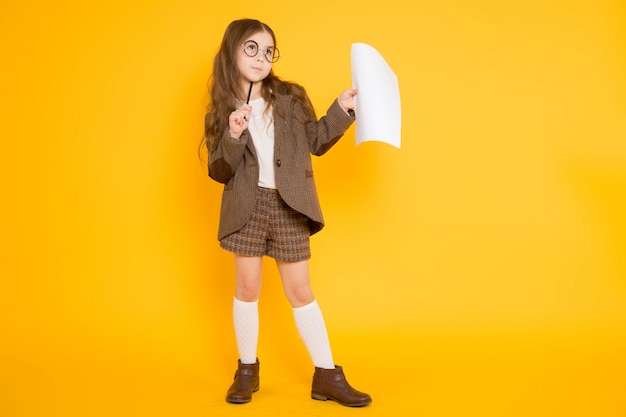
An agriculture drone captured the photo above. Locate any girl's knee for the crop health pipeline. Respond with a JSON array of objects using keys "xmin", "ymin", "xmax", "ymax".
[
  {"xmin": 236, "ymin": 281, "xmax": 261, "ymax": 302},
  {"xmin": 285, "ymin": 286, "xmax": 315, "ymax": 308}
]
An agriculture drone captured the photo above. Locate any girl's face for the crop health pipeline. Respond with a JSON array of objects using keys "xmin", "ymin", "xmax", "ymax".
[{"xmin": 236, "ymin": 30, "xmax": 275, "ymax": 86}]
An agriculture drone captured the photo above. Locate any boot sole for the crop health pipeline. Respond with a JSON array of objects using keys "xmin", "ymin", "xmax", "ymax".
[
  {"xmin": 226, "ymin": 385, "xmax": 259, "ymax": 404},
  {"xmin": 311, "ymin": 392, "xmax": 372, "ymax": 407}
]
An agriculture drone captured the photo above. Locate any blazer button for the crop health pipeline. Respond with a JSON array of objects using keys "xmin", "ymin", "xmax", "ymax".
[{"xmin": 276, "ymin": 159, "xmax": 281, "ymax": 167}]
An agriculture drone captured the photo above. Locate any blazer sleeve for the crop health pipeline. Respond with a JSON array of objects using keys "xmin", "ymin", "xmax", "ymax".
[
  {"xmin": 206, "ymin": 114, "xmax": 250, "ymax": 184},
  {"xmin": 304, "ymin": 99, "xmax": 355, "ymax": 156}
]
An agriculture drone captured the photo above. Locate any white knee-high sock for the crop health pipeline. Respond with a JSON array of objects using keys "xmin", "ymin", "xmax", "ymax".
[
  {"xmin": 233, "ymin": 297, "xmax": 259, "ymax": 365},
  {"xmin": 293, "ymin": 300, "xmax": 335, "ymax": 369}
]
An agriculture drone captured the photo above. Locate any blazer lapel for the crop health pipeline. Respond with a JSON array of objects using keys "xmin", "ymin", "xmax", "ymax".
[{"xmin": 273, "ymin": 94, "xmax": 292, "ymax": 147}]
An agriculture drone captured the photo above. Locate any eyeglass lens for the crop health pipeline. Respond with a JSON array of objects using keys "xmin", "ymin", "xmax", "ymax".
[{"xmin": 242, "ymin": 40, "xmax": 280, "ymax": 63}]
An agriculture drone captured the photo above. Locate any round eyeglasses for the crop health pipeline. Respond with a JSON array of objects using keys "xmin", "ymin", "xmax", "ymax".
[{"xmin": 241, "ymin": 40, "xmax": 280, "ymax": 63}]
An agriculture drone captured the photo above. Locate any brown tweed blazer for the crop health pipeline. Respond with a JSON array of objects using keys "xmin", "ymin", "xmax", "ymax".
[{"xmin": 207, "ymin": 93, "xmax": 355, "ymax": 241}]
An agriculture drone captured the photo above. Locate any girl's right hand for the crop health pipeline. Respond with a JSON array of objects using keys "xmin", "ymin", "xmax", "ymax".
[{"xmin": 229, "ymin": 104, "xmax": 252, "ymax": 139}]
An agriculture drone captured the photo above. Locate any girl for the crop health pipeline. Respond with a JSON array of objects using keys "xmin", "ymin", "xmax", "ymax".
[{"xmin": 203, "ymin": 18, "xmax": 371, "ymax": 407}]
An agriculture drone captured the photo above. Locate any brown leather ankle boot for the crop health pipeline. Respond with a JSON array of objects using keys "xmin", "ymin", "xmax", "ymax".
[
  {"xmin": 311, "ymin": 365, "xmax": 372, "ymax": 407},
  {"xmin": 226, "ymin": 359, "xmax": 259, "ymax": 404}
]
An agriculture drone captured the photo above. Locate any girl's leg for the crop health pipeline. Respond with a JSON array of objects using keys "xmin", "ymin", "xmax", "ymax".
[
  {"xmin": 233, "ymin": 254, "xmax": 263, "ymax": 363},
  {"xmin": 234, "ymin": 254, "xmax": 263, "ymax": 302},
  {"xmin": 226, "ymin": 254, "xmax": 263, "ymax": 404},
  {"xmin": 276, "ymin": 259, "xmax": 334, "ymax": 369},
  {"xmin": 276, "ymin": 259, "xmax": 372, "ymax": 407}
]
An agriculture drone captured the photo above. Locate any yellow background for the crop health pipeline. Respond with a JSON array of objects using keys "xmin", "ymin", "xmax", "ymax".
[{"xmin": 1, "ymin": 1, "xmax": 625, "ymax": 416}]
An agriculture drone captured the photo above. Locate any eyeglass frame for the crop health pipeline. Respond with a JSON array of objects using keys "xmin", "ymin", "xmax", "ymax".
[{"xmin": 241, "ymin": 40, "xmax": 280, "ymax": 63}]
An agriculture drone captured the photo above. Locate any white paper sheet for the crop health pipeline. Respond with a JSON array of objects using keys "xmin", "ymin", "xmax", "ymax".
[{"xmin": 351, "ymin": 43, "xmax": 401, "ymax": 148}]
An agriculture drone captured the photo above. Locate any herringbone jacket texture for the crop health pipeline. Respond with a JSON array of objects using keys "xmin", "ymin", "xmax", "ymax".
[{"xmin": 207, "ymin": 93, "xmax": 355, "ymax": 241}]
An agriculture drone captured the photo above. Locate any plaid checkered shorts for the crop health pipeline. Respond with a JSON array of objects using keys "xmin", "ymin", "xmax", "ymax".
[{"xmin": 220, "ymin": 187, "xmax": 311, "ymax": 261}]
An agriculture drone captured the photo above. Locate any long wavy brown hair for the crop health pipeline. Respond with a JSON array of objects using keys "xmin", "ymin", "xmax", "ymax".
[{"xmin": 201, "ymin": 19, "xmax": 316, "ymax": 155}]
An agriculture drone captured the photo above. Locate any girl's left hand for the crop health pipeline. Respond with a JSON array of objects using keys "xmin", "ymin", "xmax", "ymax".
[{"xmin": 338, "ymin": 88, "xmax": 358, "ymax": 114}]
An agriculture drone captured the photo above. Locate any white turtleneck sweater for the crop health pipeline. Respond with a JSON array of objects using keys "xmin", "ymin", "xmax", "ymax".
[{"xmin": 246, "ymin": 97, "xmax": 276, "ymax": 189}]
